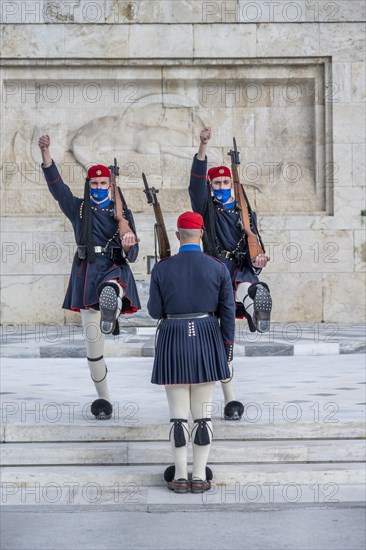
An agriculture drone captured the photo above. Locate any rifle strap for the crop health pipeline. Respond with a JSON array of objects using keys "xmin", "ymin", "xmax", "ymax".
[
  {"xmin": 238, "ymin": 184, "xmax": 265, "ymax": 251},
  {"xmin": 154, "ymin": 224, "xmax": 158, "ymax": 263},
  {"xmin": 202, "ymin": 186, "xmax": 222, "ymax": 258},
  {"xmin": 114, "ymin": 185, "xmax": 134, "ymax": 237}
]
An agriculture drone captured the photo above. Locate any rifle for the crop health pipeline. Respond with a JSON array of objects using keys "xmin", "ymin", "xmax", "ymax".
[
  {"xmin": 142, "ymin": 172, "xmax": 171, "ymax": 260},
  {"xmin": 227, "ymin": 138, "xmax": 267, "ymax": 265},
  {"xmin": 108, "ymin": 158, "xmax": 136, "ymax": 239}
]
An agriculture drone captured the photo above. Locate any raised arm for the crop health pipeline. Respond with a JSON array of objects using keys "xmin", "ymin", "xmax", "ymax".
[
  {"xmin": 39, "ymin": 134, "xmax": 52, "ymax": 167},
  {"xmin": 197, "ymin": 127, "xmax": 211, "ymax": 160},
  {"xmin": 38, "ymin": 135, "xmax": 80, "ymax": 223},
  {"xmin": 189, "ymin": 127, "xmax": 211, "ymax": 214}
]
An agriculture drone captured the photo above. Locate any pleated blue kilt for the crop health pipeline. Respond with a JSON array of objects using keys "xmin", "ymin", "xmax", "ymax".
[{"xmin": 151, "ymin": 315, "xmax": 230, "ymax": 385}]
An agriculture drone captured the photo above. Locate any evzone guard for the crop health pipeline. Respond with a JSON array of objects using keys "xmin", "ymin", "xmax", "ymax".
[
  {"xmin": 38, "ymin": 135, "xmax": 141, "ymax": 420},
  {"xmin": 189, "ymin": 127, "xmax": 272, "ymax": 420},
  {"xmin": 148, "ymin": 212, "xmax": 236, "ymax": 493}
]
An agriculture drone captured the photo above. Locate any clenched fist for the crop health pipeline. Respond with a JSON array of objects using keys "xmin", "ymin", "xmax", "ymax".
[
  {"xmin": 252, "ymin": 254, "xmax": 270, "ymax": 269},
  {"xmin": 38, "ymin": 134, "xmax": 52, "ymax": 166},
  {"xmin": 121, "ymin": 231, "xmax": 138, "ymax": 249},
  {"xmin": 38, "ymin": 134, "xmax": 50, "ymax": 150},
  {"xmin": 200, "ymin": 127, "xmax": 211, "ymax": 144}
]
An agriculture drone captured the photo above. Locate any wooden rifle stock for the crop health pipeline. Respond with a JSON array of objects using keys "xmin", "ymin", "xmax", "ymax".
[
  {"xmin": 228, "ymin": 138, "xmax": 266, "ymax": 264},
  {"xmin": 142, "ymin": 173, "xmax": 171, "ymax": 260}
]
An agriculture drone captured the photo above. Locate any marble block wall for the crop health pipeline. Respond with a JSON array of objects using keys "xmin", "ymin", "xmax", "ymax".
[{"xmin": 0, "ymin": 1, "xmax": 365, "ymax": 326}]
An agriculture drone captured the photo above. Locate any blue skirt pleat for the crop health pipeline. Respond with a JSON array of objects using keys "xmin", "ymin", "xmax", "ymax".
[{"xmin": 151, "ymin": 316, "xmax": 230, "ymax": 385}]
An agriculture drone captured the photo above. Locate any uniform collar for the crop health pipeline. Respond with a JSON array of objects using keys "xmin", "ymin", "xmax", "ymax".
[
  {"xmin": 179, "ymin": 244, "xmax": 201, "ymax": 252},
  {"xmin": 214, "ymin": 198, "xmax": 236, "ymax": 210},
  {"xmin": 90, "ymin": 197, "xmax": 111, "ymax": 209}
]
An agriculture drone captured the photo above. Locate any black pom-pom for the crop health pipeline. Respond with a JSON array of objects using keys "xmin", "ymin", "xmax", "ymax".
[
  {"xmin": 164, "ymin": 465, "xmax": 213, "ymax": 482},
  {"xmin": 91, "ymin": 399, "xmax": 113, "ymax": 419},
  {"xmin": 224, "ymin": 400, "xmax": 244, "ymax": 421},
  {"xmin": 163, "ymin": 465, "xmax": 176, "ymax": 482}
]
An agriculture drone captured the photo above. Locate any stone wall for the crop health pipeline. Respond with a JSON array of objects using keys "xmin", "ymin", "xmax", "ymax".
[{"xmin": 1, "ymin": 1, "xmax": 365, "ymax": 325}]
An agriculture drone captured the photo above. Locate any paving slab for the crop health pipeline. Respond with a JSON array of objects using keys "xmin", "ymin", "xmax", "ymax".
[
  {"xmin": 1, "ymin": 507, "xmax": 366, "ymax": 550},
  {"xmin": 1, "ymin": 355, "xmax": 365, "ymax": 427},
  {"xmin": 1, "ymin": 323, "xmax": 365, "ymax": 357},
  {"xmin": 1, "ymin": 355, "xmax": 365, "ymax": 510}
]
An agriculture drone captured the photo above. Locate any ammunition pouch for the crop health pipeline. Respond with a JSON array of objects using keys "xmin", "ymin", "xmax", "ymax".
[
  {"xmin": 77, "ymin": 245, "xmax": 125, "ymax": 264},
  {"xmin": 218, "ymin": 249, "xmax": 247, "ymax": 268},
  {"xmin": 77, "ymin": 245, "xmax": 87, "ymax": 260},
  {"xmin": 232, "ymin": 250, "xmax": 247, "ymax": 269}
]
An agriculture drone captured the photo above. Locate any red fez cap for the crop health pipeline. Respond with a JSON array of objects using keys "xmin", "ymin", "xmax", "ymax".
[
  {"xmin": 207, "ymin": 165, "xmax": 232, "ymax": 181},
  {"xmin": 87, "ymin": 164, "xmax": 111, "ymax": 179},
  {"xmin": 177, "ymin": 211, "xmax": 204, "ymax": 230}
]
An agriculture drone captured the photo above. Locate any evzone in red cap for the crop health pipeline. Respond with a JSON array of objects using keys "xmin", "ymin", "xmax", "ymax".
[
  {"xmin": 38, "ymin": 134, "xmax": 141, "ymax": 422},
  {"xmin": 188, "ymin": 126, "xmax": 272, "ymax": 422},
  {"xmin": 87, "ymin": 164, "xmax": 111, "ymax": 179},
  {"xmin": 177, "ymin": 211, "xmax": 204, "ymax": 230}
]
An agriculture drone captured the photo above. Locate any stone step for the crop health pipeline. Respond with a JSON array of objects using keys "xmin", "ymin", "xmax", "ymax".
[
  {"xmin": 1, "ymin": 484, "xmax": 365, "ymax": 509},
  {"xmin": 3, "ymin": 422, "xmax": 365, "ymax": 443},
  {"xmin": 1, "ymin": 463, "xmax": 364, "ymax": 489},
  {"xmin": 2, "ymin": 440, "xmax": 365, "ymax": 466}
]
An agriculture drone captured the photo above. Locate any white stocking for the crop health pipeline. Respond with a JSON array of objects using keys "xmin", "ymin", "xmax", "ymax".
[
  {"xmin": 80, "ymin": 309, "xmax": 111, "ymax": 402},
  {"xmin": 220, "ymin": 363, "xmax": 235, "ymax": 404},
  {"xmin": 190, "ymin": 382, "xmax": 215, "ymax": 481},
  {"xmin": 165, "ymin": 385, "xmax": 190, "ymax": 480},
  {"xmin": 236, "ymin": 282, "xmax": 253, "ymax": 319}
]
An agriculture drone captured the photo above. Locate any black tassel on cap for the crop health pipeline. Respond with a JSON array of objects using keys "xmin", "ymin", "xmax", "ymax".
[
  {"xmin": 193, "ymin": 418, "xmax": 212, "ymax": 446},
  {"xmin": 169, "ymin": 418, "xmax": 188, "ymax": 448}
]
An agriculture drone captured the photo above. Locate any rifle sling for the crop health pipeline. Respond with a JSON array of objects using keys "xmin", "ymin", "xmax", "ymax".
[{"xmin": 114, "ymin": 185, "xmax": 134, "ymax": 236}]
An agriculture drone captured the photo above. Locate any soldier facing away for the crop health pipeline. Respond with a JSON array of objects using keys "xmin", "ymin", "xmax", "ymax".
[
  {"xmin": 38, "ymin": 134, "xmax": 141, "ymax": 420},
  {"xmin": 148, "ymin": 212, "xmax": 235, "ymax": 493}
]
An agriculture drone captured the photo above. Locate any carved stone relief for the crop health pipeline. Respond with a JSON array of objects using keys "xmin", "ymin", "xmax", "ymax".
[{"xmin": 1, "ymin": 61, "xmax": 327, "ymax": 215}]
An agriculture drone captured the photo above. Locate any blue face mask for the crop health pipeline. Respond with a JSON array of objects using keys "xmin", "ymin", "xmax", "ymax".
[
  {"xmin": 213, "ymin": 188, "xmax": 233, "ymax": 204},
  {"xmin": 90, "ymin": 188, "xmax": 110, "ymax": 205}
]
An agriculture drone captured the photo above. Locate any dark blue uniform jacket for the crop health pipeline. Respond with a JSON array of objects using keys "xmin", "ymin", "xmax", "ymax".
[
  {"xmin": 148, "ymin": 247, "xmax": 235, "ymax": 348},
  {"xmin": 189, "ymin": 155, "xmax": 260, "ymax": 287},
  {"xmin": 42, "ymin": 161, "xmax": 141, "ymax": 313}
]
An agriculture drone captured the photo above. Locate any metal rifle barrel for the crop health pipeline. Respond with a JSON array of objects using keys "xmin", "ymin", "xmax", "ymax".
[
  {"xmin": 142, "ymin": 172, "xmax": 159, "ymax": 205},
  {"xmin": 233, "ymin": 137, "xmax": 240, "ymax": 165},
  {"xmin": 142, "ymin": 172, "xmax": 149, "ymax": 191},
  {"xmin": 113, "ymin": 157, "xmax": 119, "ymax": 176}
]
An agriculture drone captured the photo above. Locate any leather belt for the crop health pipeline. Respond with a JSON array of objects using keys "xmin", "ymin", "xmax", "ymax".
[
  {"xmin": 76, "ymin": 245, "xmax": 125, "ymax": 262},
  {"xmin": 93, "ymin": 245, "xmax": 122, "ymax": 257},
  {"xmin": 94, "ymin": 246, "xmax": 107, "ymax": 254},
  {"xmin": 219, "ymin": 250, "xmax": 234, "ymax": 260},
  {"xmin": 163, "ymin": 312, "xmax": 214, "ymax": 319}
]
